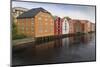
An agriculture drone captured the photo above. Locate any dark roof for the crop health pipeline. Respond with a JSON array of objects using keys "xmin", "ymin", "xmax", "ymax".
[{"xmin": 17, "ymin": 7, "xmax": 51, "ymax": 19}]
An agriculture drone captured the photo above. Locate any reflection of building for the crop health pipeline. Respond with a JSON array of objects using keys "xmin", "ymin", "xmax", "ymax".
[
  {"xmin": 81, "ymin": 33, "xmax": 93, "ymax": 43},
  {"xmin": 54, "ymin": 39, "xmax": 62, "ymax": 48},
  {"xmin": 17, "ymin": 7, "xmax": 54, "ymax": 37},
  {"xmin": 35, "ymin": 39, "xmax": 63, "ymax": 50},
  {"xmin": 12, "ymin": 7, "xmax": 28, "ymax": 23},
  {"xmin": 69, "ymin": 36, "xmax": 82, "ymax": 45},
  {"xmin": 35, "ymin": 41, "xmax": 55, "ymax": 50},
  {"xmin": 62, "ymin": 38, "xmax": 69, "ymax": 48},
  {"xmin": 68, "ymin": 36, "xmax": 75, "ymax": 45},
  {"xmin": 62, "ymin": 17, "xmax": 69, "ymax": 34},
  {"xmin": 54, "ymin": 16, "xmax": 62, "ymax": 36}
]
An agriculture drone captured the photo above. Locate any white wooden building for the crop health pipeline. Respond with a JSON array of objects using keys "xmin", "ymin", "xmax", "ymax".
[{"xmin": 62, "ymin": 17, "xmax": 69, "ymax": 34}]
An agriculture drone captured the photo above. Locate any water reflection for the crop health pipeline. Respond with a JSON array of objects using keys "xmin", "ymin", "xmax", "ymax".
[{"xmin": 12, "ymin": 33, "xmax": 96, "ymax": 66}]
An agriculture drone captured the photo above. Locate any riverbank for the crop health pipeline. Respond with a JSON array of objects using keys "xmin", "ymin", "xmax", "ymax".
[
  {"xmin": 12, "ymin": 32, "xmax": 95, "ymax": 47},
  {"xmin": 12, "ymin": 38, "xmax": 35, "ymax": 46}
]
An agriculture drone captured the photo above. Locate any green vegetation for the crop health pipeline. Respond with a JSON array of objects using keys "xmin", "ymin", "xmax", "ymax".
[
  {"xmin": 12, "ymin": 33, "xmax": 27, "ymax": 40},
  {"xmin": 12, "ymin": 20, "xmax": 27, "ymax": 40},
  {"xmin": 53, "ymin": 16, "xmax": 58, "ymax": 19},
  {"xmin": 64, "ymin": 16, "xmax": 71, "ymax": 20}
]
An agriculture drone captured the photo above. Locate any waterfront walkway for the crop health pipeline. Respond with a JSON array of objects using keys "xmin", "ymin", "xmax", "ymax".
[{"xmin": 12, "ymin": 38, "xmax": 35, "ymax": 46}]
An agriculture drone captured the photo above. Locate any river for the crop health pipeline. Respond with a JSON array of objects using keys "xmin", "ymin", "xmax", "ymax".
[{"xmin": 12, "ymin": 33, "xmax": 96, "ymax": 66}]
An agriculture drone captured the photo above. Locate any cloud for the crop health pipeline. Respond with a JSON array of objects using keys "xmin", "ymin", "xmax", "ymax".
[{"xmin": 12, "ymin": 1, "xmax": 95, "ymax": 23}]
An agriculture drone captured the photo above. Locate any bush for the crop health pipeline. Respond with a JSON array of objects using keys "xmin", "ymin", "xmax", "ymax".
[
  {"xmin": 12, "ymin": 34, "xmax": 27, "ymax": 40},
  {"xmin": 12, "ymin": 21, "xmax": 27, "ymax": 40}
]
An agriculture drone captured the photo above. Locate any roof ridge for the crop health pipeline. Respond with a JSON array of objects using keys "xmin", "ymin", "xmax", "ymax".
[{"xmin": 17, "ymin": 7, "xmax": 51, "ymax": 19}]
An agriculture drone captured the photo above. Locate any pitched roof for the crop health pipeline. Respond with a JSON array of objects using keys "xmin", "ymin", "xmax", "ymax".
[{"xmin": 17, "ymin": 7, "xmax": 51, "ymax": 19}]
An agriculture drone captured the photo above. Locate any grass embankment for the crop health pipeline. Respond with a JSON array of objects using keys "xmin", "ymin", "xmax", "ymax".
[{"xmin": 12, "ymin": 34, "xmax": 27, "ymax": 40}]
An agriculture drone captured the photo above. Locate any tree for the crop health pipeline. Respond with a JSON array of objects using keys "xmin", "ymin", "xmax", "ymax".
[
  {"xmin": 64, "ymin": 16, "xmax": 71, "ymax": 20},
  {"xmin": 53, "ymin": 15, "xmax": 58, "ymax": 20},
  {"xmin": 12, "ymin": 20, "xmax": 18, "ymax": 40}
]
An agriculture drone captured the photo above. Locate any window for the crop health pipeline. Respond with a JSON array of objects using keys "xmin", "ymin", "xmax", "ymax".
[
  {"xmin": 39, "ymin": 27, "xmax": 42, "ymax": 32},
  {"xmin": 31, "ymin": 18, "xmax": 34, "ymax": 23},
  {"xmin": 41, "ymin": 14, "xmax": 44, "ymax": 17},
  {"xmin": 51, "ymin": 22, "xmax": 53, "ymax": 25},
  {"xmin": 21, "ymin": 22, "xmax": 24, "ymax": 26},
  {"xmin": 31, "ymin": 28, "xmax": 34, "ymax": 32},
  {"xmin": 21, "ymin": 19, "xmax": 24, "ymax": 31},
  {"xmin": 32, "ymin": 22, "xmax": 34, "ymax": 25},
  {"xmin": 45, "ymin": 23, "xmax": 48, "ymax": 25},
  {"xmin": 38, "ymin": 25, "xmax": 42, "ymax": 33},
  {"xmin": 20, "ymin": 11, "xmax": 23, "ymax": 14},
  {"xmin": 51, "ymin": 19, "xmax": 53, "ymax": 22},
  {"xmin": 45, "ymin": 29, "xmax": 48, "ymax": 32},
  {"xmin": 26, "ymin": 26, "xmax": 28, "ymax": 31},
  {"xmin": 65, "ymin": 23, "xmax": 67, "ymax": 31},
  {"xmin": 21, "ymin": 26, "xmax": 24, "ymax": 31},
  {"xmin": 45, "ymin": 18, "xmax": 48, "ymax": 21},
  {"xmin": 16, "ymin": 11, "xmax": 19, "ymax": 14},
  {"xmin": 38, "ymin": 21, "xmax": 41, "ymax": 23},
  {"xmin": 39, "ymin": 29, "xmax": 42, "ymax": 32},
  {"xmin": 31, "ymin": 25, "xmax": 34, "ymax": 32},
  {"xmin": 50, "ymin": 27, "xmax": 53, "ymax": 32},
  {"xmin": 38, "ymin": 17, "xmax": 42, "ymax": 20}
]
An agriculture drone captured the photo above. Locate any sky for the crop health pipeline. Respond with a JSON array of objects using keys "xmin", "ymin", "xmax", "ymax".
[{"xmin": 12, "ymin": 1, "xmax": 96, "ymax": 23}]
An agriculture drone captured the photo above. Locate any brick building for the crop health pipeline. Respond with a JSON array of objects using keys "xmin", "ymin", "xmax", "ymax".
[{"xmin": 17, "ymin": 7, "xmax": 54, "ymax": 38}]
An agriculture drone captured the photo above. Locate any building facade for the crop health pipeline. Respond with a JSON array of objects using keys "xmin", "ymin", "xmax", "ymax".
[
  {"xmin": 12, "ymin": 7, "xmax": 28, "ymax": 23},
  {"xmin": 86, "ymin": 21, "xmax": 91, "ymax": 32},
  {"xmin": 90, "ymin": 23, "xmax": 95, "ymax": 32},
  {"xmin": 68, "ymin": 20, "xmax": 75, "ymax": 34},
  {"xmin": 72, "ymin": 19, "xmax": 82, "ymax": 33},
  {"xmin": 17, "ymin": 7, "xmax": 54, "ymax": 38},
  {"xmin": 80, "ymin": 20, "xmax": 89, "ymax": 33},
  {"xmin": 78, "ymin": 20, "xmax": 95, "ymax": 33},
  {"xmin": 54, "ymin": 16, "xmax": 62, "ymax": 36},
  {"xmin": 62, "ymin": 17, "xmax": 69, "ymax": 34}
]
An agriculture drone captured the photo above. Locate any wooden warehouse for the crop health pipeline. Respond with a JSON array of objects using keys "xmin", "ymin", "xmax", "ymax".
[
  {"xmin": 68, "ymin": 19, "xmax": 95, "ymax": 34},
  {"xmin": 70, "ymin": 19, "xmax": 83, "ymax": 33},
  {"xmin": 17, "ymin": 7, "xmax": 54, "ymax": 38},
  {"xmin": 62, "ymin": 17, "xmax": 70, "ymax": 35},
  {"xmin": 80, "ymin": 20, "xmax": 94, "ymax": 33},
  {"xmin": 68, "ymin": 19, "xmax": 75, "ymax": 34},
  {"xmin": 54, "ymin": 16, "xmax": 62, "ymax": 37}
]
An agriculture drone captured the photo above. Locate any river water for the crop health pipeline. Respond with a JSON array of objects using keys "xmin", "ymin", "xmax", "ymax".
[{"xmin": 12, "ymin": 33, "xmax": 96, "ymax": 66}]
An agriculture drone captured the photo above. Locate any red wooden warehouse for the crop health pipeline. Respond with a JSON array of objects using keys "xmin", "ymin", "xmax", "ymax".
[{"xmin": 54, "ymin": 16, "xmax": 62, "ymax": 38}]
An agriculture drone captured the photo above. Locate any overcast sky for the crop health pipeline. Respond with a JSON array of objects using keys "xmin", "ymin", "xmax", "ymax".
[{"xmin": 12, "ymin": 1, "xmax": 96, "ymax": 23}]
